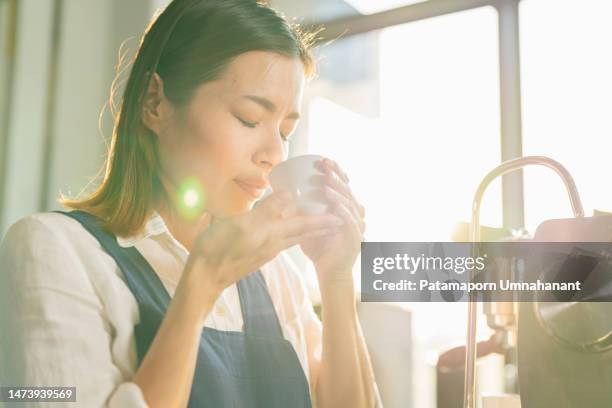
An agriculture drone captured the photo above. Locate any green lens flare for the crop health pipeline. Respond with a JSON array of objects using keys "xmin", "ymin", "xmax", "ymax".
[
  {"xmin": 184, "ymin": 189, "xmax": 199, "ymax": 208},
  {"xmin": 177, "ymin": 178, "xmax": 206, "ymax": 219}
]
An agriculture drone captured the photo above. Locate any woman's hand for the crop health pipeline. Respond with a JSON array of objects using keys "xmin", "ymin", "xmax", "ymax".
[
  {"xmin": 299, "ymin": 158, "xmax": 366, "ymax": 287},
  {"xmin": 299, "ymin": 159, "xmax": 377, "ymax": 408},
  {"xmin": 184, "ymin": 189, "xmax": 345, "ymax": 300}
]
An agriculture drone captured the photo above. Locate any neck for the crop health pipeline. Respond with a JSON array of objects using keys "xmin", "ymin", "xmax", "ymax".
[
  {"xmin": 156, "ymin": 202, "xmax": 212, "ymax": 252},
  {"xmin": 154, "ymin": 169, "xmax": 213, "ymax": 252},
  {"xmin": 154, "ymin": 174, "xmax": 212, "ymax": 253}
]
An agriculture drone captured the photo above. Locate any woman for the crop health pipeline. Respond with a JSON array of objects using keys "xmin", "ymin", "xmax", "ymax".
[{"xmin": 0, "ymin": 0, "xmax": 380, "ymax": 407}]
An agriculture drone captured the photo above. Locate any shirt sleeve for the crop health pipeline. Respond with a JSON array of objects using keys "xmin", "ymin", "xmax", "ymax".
[{"xmin": 0, "ymin": 215, "xmax": 148, "ymax": 408}]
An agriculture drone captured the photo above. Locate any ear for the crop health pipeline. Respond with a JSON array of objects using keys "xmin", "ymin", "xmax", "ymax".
[{"xmin": 141, "ymin": 72, "xmax": 168, "ymax": 136}]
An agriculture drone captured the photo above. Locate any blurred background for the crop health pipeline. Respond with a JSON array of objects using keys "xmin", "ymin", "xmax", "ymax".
[{"xmin": 1, "ymin": 0, "xmax": 611, "ymax": 406}]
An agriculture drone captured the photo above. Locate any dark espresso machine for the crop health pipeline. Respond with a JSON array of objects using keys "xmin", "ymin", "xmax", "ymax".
[
  {"xmin": 461, "ymin": 156, "xmax": 612, "ymax": 408},
  {"xmin": 518, "ymin": 215, "xmax": 612, "ymax": 408}
]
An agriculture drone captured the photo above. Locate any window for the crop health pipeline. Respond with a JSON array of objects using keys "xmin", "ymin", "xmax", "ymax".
[
  {"xmin": 521, "ymin": 0, "xmax": 612, "ymax": 232},
  {"xmin": 309, "ymin": 7, "xmax": 502, "ymax": 243}
]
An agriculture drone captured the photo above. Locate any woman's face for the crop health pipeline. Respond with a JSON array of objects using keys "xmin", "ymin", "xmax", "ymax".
[{"xmin": 154, "ymin": 51, "xmax": 305, "ymax": 217}]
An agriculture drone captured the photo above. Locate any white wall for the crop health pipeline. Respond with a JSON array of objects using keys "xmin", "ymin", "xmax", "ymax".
[
  {"xmin": 1, "ymin": 0, "xmax": 54, "ymax": 234},
  {"xmin": 0, "ymin": 0, "xmax": 151, "ymax": 235},
  {"xmin": 46, "ymin": 0, "xmax": 150, "ymax": 213}
]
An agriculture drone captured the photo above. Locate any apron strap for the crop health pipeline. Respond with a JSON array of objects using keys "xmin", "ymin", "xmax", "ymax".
[
  {"xmin": 54, "ymin": 210, "xmax": 171, "ymax": 362},
  {"xmin": 237, "ymin": 271, "xmax": 284, "ymax": 338}
]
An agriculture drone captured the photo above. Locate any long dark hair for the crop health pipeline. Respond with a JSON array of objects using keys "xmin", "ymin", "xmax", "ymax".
[{"xmin": 60, "ymin": 0, "xmax": 319, "ymax": 236}]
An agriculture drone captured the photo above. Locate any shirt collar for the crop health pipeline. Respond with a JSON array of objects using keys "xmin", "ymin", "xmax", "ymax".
[{"xmin": 116, "ymin": 211, "xmax": 169, "ymax": 248}]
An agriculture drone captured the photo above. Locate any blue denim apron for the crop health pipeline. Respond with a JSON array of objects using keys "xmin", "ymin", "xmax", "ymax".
[{"xmin": 58, "ymin": 211, "xmax": 312, "ymax": 408}]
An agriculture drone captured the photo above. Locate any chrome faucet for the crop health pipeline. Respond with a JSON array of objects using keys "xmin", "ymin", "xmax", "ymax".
[{"xmin": 464, "ymin": 156, "xmax": 585, "ymax": 408}]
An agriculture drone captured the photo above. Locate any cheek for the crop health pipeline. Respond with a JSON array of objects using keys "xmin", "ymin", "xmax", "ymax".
[{"xmin": 174, "ymin": 111, "xmax": 252, "ymax": 184}]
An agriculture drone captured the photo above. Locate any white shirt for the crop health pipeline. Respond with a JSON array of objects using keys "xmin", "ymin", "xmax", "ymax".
[{"xmin": 0, "ymin": 211, "xmax": 324, "ymax": 407}]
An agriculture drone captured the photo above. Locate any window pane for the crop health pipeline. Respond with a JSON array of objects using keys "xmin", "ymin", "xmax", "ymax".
[
  {"xmin": 306, "ymin": 7, "xmax": 500, "ymax": 407},
  {"xmin": 309, "ymin": 7, "xmax": 501, "ymax": 243},
  {"xmin": 521, "ymin": 0, "xmax": 612, "ymax": 233}
]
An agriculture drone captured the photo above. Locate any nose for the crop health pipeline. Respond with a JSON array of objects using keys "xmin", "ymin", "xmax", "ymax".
[{"xmin": 254, "ymin": 127, "xmax": 288, "ymax": 170}]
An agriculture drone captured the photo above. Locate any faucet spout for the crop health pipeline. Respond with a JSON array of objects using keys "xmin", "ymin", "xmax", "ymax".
[{"xmin": 463, "ymin": 155, "xmax": 584, "ymax": 408}]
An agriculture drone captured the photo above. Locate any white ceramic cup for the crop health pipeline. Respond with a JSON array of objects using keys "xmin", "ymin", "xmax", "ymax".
[{"xmin": 269, "ymin": 154, "xmax": 330, "ymax": 215}]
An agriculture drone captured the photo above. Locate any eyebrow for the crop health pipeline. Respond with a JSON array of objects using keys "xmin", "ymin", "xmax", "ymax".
[{"xmin": 243, "ymin": 95, "xmax": 301, "ymax": 120}]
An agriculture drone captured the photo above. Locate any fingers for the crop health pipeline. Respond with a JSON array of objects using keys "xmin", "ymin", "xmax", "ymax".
[
  {"xmin": 248, "ymin": 189, "xmax": 345, "ymax": 252},
  {"xmin": 324, "ymin": 186, "xmax": 366, "ymax": 236},
  {"xmin": 330, "ymin": 197, "xmax": 364, "ymax": 240},
  {"xmin": 319, "ymin": 157, "xmax": 366, "ymax": 219},
  {"xmin": 323, "ymin": 168, "xmax": 355, "ymax": 203},
  {"xmin": 251, "ymin": 189, "xmax": 296, "ymax": 220},
  {"xmin": 276, "ymin": 226, "xmax": 339, "ymax": 251},
  {"xmin": 320, "ymin": 157, "xmax": 349, "ymax": 183},
  {"xmin": 272, "ymin": 213, "xmax": 345, "ymax": 240},
  {"xmin": 323, "ymin": 186, "xmax": 361, "ymax": 227}
]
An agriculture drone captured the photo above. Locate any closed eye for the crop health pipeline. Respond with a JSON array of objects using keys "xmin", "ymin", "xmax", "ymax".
[
  {"xmin": 236, "ymin": 116, "xmax": 290, "ymax": 142},
  {"xmin": 237, "ymin": 117, "xmax": 258, "ymax": 128}
]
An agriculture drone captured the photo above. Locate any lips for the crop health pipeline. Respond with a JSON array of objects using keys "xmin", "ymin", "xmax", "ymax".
[{"xmin": 235, "ymin": 179, "xmax": 269, "ymax": 199}]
